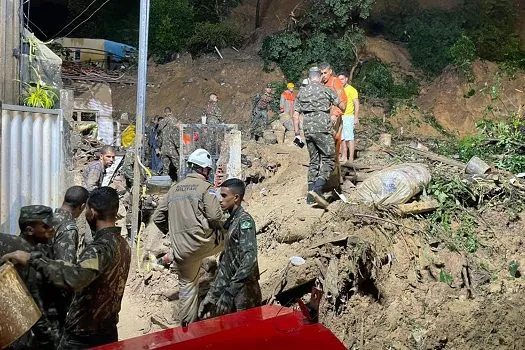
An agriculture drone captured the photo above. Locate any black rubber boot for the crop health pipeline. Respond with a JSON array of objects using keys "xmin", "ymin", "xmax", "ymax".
[
  {"xmin": 308, "ymin": 179, "xmax": 329, "ymax": 209},
  {"xmin": 306, "ymin": 182, "xmax": 315, "ymax": 204}
]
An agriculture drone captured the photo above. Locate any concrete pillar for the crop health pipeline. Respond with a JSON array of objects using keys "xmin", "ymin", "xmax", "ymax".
[{"xmin": 0, "ymin": 0, "xmax": 21, "ymax": 104}]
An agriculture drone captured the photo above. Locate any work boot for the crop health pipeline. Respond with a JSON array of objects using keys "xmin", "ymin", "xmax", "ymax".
[
  {"xmin": 306, "ymin": 182, "xmax": 315, "ymax": 205},
  {"xmin": 308, "ymin": 179, "xmax": 329, "ymax": 209}
]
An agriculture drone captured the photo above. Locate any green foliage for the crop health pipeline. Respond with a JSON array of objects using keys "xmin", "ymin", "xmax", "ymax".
[
  {"xmin": 267, "ymin": 81, "xmax": 287, "ymax": 115},
  {"xmin": 190, "ymin": 0, "xmax": 241, "ymax": 22},
  {"xmin": 23, "ymin": 81, "xmax": 58, "ymax": 109},
  {"xmin": 449, "ymin": 36, "xmax": 477, "ymax": 81},
  {"xmin": 508, "ymin": 260, "xmax": 520, "ymax": 278},
  {"xmin": 374, "ymin": 0, "xmax": 524, "ymax": 77},
  {"xmin": 149, "ymin": 0, "xmax": 195, "ymax": 62},
  {"xmin": 260, "ymin": 0, "xmax": 373, "ymax": 81},
  {"xmin": 456, "ymin": 114, "xmax": 525, "ymax": 173},
  {"xmin": 352, "ymin": 60, "xmax": 419, "ymax": 102},
  {"xmin": 188, "ymin": 22, "xmax": 243, "ymax": 53},
  {"xmin": 439, "ymin": 270, "xmax": 453, "ymax": 285}
]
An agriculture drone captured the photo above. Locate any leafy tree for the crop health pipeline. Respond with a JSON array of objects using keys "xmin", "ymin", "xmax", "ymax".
[
  {"xmin": 149, "ymin": 0, "xmax": 195, "ymax": 62},
  {"xmin": 188, "ymin": 22, "xmax": 243, "ymax": 54},
  {"xmin": 260, "ymin": 0, "xmax": 372, "ymax": 81}
]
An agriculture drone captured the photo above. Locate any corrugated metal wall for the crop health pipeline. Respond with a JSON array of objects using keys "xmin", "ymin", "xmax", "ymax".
[{"xmin": 0, "ymin": 104, "xmax": 65, "ymax": 234}]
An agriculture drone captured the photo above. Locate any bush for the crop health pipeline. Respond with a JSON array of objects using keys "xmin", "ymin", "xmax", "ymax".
[
  {"xmin": 449, "ymin": 36, "xmax": 477, "ymax": 80},
  {"xmin": 149, "ymin": 0, "xmax": 195, "ymax": 62},
  {"xmin": 352, "ymin": 60, "xmax": 419, "ymax": 101},
  {"xmin": 188, "ymin": 22, "xmax": 243, "ymax": 54},
  {"xmin": 260, "ymin": 0, "xmax": 371, "ymax": 81}
]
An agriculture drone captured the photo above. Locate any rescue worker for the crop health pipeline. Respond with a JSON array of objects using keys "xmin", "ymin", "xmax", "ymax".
[
  {"xmin": 293, "ymin": 67, "xmax": 345, "ymax": 208},
  {"xmin": 279, "ymin": 82, "xmax": 295, "ymax": 117},
  {"xmin": 202, "ymin": 93, "xmax": 223, "ymax": 124},
  {"xmin": 158, "ymin": 109, "xmax": 180, "ymax": 182},
  {"xmin": 0, "ymin": 206, "xmax": 58, "ymax": 349},
  {"xmin": 82, "ymin": 145, "xmax": 116, "ymax": 192},
  {"xmin": 47, "ymin": 186, "xmax": 89, "ymax": 330},
  {"xmin": 199, "ymin": 178, "xmax": 261, "ymax": 319},
  {"xmin": 152, "ymin": 148, "xmax": 224, "ymax": 326},
  {"xmin": 250, "ymin": 84, "xmax": 273, "ymax": 141},
  {"xmin": 148, "ymin": 116, "xmax": 163, "ymax": 174},
  {"xmin": 3, "ymin": 187, "xmax": 132, "ymax": 349}
]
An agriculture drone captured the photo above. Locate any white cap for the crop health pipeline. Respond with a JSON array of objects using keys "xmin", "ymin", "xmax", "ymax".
[
  {"xmin": 302, "ymin": 79, "xmax": 309, "ymax": 86},
  {"xmin": 188, "ymin": 148, "xmax": 213, "ymax": 169}
]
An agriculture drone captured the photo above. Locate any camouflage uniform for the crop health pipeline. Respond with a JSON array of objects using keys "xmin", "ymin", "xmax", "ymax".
[
  {"xmin": 250, "ymin": 92, "xmax": 272, "ymax": 139},
  {"xmin": 82, "ymin": 160, "xmax": 105, "ymax": 192},
  {"xmin": 202, "ymin": 101, "xmax": 223, "ymax": 124},
  {"xmin": 29, "ymin": 226, "xmax": 131, "ymax": 349},
  {"xmin": 1, "ymin": 206, "xmax": 60, "ymax": 349},
  {"xmin": 158, "ymin": 117, "xmax": 180, "ymax": 182},
  {"xmin": 294, "ymin": 81, "xmax": 340, "ymax": 188},
  {"xmin": 45, "ymin": 208, "xmax": 80, "ymax": 330},
  {"xmin": 120, "ymin": 147, "xmax": 145, "ymax": 232},
  {"xmin": 204, "ymin": 206, "xmax": 261, "ymax": 316}
]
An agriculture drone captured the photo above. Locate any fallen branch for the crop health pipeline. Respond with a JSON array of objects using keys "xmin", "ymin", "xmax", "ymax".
[
  {"xmin": 406, "ymin": 146, "xmax": 466, "ymax": 168},
  {"xmin": 352, "ymin": 212, "xmax": 420, "ymax": 232},
  {"xmin": 214, "ymin": 46, "xmax": 223, "ymax": 59}
]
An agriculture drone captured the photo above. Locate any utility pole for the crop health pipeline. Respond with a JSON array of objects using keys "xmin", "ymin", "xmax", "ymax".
[
  {"xmin": 0, "ymin": 0, "xmax": 21, "ymax": 103},
  {"xmin": 130, "ymin": 0, "xmax": 150, "ymax": 247}
]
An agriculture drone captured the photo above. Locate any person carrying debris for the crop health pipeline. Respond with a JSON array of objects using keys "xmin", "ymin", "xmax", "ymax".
[
  {"xmin": 0, "ymin": 206, "xmax": 59, "ymax": 349},
  {"xmin": 3, "ymin": 187, "xmax": 131, "ymax": 349},
  {"xmin": 82, "ymin": 145, "xmax": 116, "ymax": 192},
  {"xmin": 199, "ymin": 178, "xmax": 261, "ymax": 319},
  {"xmin": 158, "ymin": 107, "xmax": 180, "ymax": 182},
  {"xmin": 293, "ymin": 67, "xmax": 345, "ymax": 208},
  {"xmin": 250, "ymin": 84, "xmax": 273, "ymax": 141},
  {"xmin": 201, "ymin": 93, "xmax": 223, "ymax": 124},
  {"xmin": 45, "ymin": 186, "xmax": 89, "ymax": 331},
  {"xmin": 152, "ymin": 148, "xmax": 224, "ymax": 326},
  {"xmin": 338, "ymin": 71, "xmax": 360, "ymax": 162}
]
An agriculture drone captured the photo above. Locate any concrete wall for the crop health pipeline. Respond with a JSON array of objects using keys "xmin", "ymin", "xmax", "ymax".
[{"xmin": 59, "ymin": 38, "xmax": 106, "ymax": 63}]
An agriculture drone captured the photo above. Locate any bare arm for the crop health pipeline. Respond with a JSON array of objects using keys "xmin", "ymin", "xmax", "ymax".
[{"xmin": 353, "ymin": 98, "xmax": 360, "ymax": 124}]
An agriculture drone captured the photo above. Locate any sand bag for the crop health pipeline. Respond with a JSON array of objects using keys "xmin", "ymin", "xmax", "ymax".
[{"xmin": 355, "ymin": 163, "xmax": 431, "ymax": 206}]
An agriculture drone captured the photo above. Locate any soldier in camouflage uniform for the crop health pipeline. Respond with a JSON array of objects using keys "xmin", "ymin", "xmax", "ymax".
[
  {"xmin": 202, "ymin": 93, "xmax": 223, "ymax": 124},
  {"xmin": 0, "ymin": 205, "xmax": 59, "ymax": 349},
  {"xmin": 82, "ymin": 145, "xmax": 116, "ymax": 192},
  {"xmin": 293, "ymin": 67, "xmax": 345, "ymax": 208},
  {"xmin": 46, "ymin": 186, "xmax": 89, "ymax": 330},
  {"xmin": 199, "ymin": 178, "xmax": 261, "ymax": 319},
  {"xmin": 158, "ymin": 108, "xmax": 180, "ymax": 182},
  {"xmin": 3, "ymin": 187, "xmax": 131, "ymax": 349},
  {"xmin": 250, "ymin": 84, "xmax": 273, "ymax": 141}
]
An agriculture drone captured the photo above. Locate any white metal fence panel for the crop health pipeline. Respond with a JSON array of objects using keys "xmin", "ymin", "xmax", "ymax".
[{"xmin": 0, "ymin": 104, "xmax": 65, "ymax": 234}]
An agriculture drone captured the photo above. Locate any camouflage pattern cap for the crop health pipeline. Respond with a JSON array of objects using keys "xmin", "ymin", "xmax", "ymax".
[
  {"xmin": 19, "ymin": 205, "xmax": 55, "ymax": 227},
  {"xmin": 309, "ymin": 66, "xmax": 320, "ymax": 73}
]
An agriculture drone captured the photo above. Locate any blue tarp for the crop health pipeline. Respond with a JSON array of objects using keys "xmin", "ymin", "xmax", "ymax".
[{"xmin": 103, "ymin": 40, "xmax": 136, "ymax": 61}]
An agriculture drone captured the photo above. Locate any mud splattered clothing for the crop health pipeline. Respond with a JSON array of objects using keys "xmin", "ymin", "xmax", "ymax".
[
  {"xmin": 250, "ymin": 92, "xmax": 272, "ymax": 139},
  {"xmin": 82, "ymin": 160, "xmax": 105, "ymax": 192},
  {"xmin": 294, "ymin": 81, "xmax": 340, "ymax": 184},
  {"xmin": 206, "ymin": 206, "xmax": 261, "ymax": 315},
  {"xmin": 158, "ymin": 117, "xmax": 180, "ymax": 181},
  {"xmin": 202, "ymin": 101, "xmax": 223, "ymax": 124},
  {"xmin": 29, "ymin": 226, "xmax": 131, "ymax": 349},
  {"xmin": 153, "ymin": 172, "xmax": 224, "ymax": 325}
]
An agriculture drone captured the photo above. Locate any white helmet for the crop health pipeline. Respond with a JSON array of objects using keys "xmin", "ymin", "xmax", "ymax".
[{"xmin": 188, "ymin": 148, "xmax": 213, "ymax": 169}]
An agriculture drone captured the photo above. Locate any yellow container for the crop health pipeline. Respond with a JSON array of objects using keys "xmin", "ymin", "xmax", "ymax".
[{"xmin": 0, "ymin": 262, "xmax": 42, "ymax": 349}]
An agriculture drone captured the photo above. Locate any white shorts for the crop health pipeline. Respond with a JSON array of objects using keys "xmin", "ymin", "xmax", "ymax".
[{"xmin": 342, "ymin": 115, "xmax": 355, "ymax": 141}]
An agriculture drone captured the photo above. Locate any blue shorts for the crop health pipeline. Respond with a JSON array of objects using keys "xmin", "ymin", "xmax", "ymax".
[{"xmin": 342, "ymin": 115, "xmax": 355, "ymax": 141}]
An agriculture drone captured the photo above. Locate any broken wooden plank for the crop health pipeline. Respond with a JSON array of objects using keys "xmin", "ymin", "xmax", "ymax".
[
  {"xmin": 397, "ymin": 199, "xmax": 440, "ymax": 216},
  {"xmin": 406, "ymin": 146, "xmax": 466, "ymax": 168},
  {"xmin": 308, "ymin": 234, "xmax": 360, "ymax": 250},
  {"xmin": 341, "ymin": 162, "xmax": 385, "ymax": 172}
]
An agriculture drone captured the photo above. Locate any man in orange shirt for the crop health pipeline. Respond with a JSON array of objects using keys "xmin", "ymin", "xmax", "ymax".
[{"xmin": 320, "ymin": 62, "xmax": 347, "ymax": 188}]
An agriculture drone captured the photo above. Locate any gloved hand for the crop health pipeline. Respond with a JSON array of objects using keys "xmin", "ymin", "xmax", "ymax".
[
  {"xmin": 215, "ymin": 291, "xmax": 234, "ymax": 316},
  {"xmin": 198, "ymin": 294, "xmax": 216, "ymax": 320}
]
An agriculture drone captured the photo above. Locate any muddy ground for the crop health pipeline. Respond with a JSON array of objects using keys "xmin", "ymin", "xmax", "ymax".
[{"xmin": 116, "ymin": 123, "xmax": 525, "ymax": 349}]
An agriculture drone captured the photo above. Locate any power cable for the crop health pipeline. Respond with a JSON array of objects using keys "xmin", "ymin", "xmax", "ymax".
[
  {"xmin": 59, "ymin": 0, "xmax": 112, "ymax": 39},
  {"xmin": 51, "ymin": 0, "xmax": 101, "ymax": 39},
  {"xmin": 24, "ymin": 13, "xmax": 48, "ymax": 38}
]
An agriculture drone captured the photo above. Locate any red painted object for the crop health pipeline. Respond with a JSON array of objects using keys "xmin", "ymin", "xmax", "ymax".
[{"xmin": 92, "ymin": 305, "xmax": 346, "ymax": 350}]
